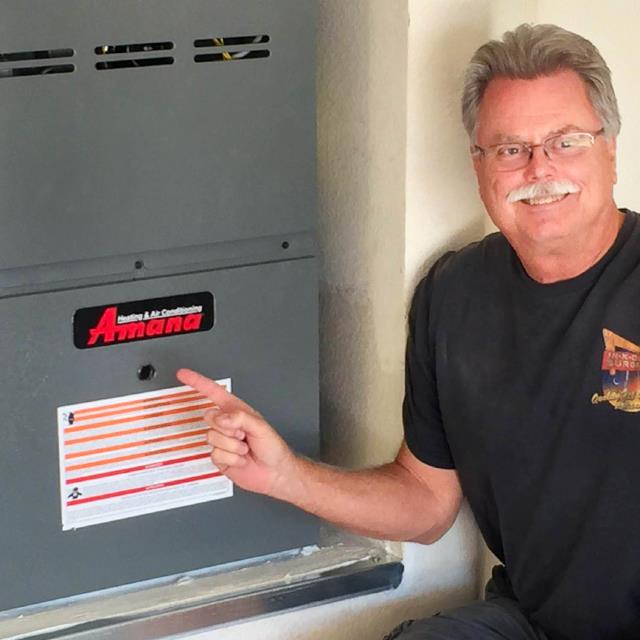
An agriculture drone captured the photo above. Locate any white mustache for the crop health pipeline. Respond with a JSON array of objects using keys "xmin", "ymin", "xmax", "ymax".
[{"xmin": 507, "ymin": 181, "xmax": 580, "ymax": 203}]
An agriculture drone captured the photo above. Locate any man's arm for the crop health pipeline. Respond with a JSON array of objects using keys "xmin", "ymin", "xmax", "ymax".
[
  {"xmin": 287, "ymin": 443, "xmax": 463, "ymax": 543},
  {"xmin": 177, "ymin": 368, "xmax": 463, "ymax": 544}
]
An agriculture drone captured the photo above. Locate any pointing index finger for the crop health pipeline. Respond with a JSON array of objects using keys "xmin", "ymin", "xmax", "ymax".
[{"xmin": 176, "ymin": 368, "xmax": 259, "ymax": 416}]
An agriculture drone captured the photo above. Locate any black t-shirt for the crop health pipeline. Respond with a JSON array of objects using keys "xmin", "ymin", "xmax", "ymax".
[{"xmin": 404, "ymin": 209, "xmax": 640, "ymax": 640}]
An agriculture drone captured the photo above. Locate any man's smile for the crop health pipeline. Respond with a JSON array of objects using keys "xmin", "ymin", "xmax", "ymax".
[{"xmin": 519, "ymin": 193, "xmax": 570, "ymax": 206}]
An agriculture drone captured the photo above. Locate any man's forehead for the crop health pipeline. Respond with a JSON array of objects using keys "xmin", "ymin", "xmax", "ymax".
[{"xmin": 475, "ymin": 70, "xmax": 601, "ymax": 143}]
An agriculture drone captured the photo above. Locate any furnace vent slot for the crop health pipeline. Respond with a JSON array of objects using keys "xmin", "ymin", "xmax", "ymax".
[
  {"xmin": 194, "ymin": 35, "xmax": 270, "ymax": 48},
  {"xmin": 95, "ymin": 41, "xmax": 174, "ymax": 71},
  {"xmin": 194, "ymin": 35, "xmax": 271, "ymax": 63},
  {"xmin": 0, "ymin": 48, "xmax": 74, "ymax": 62},
  {"xmin": 95, "ymin": 42, "xmax": 174, "ymax": 55},
  {"xmin": 0, "ymin": 48, "xmax": 75, "ymax": 78},
  {"xmin": 96, "ymin": 57, "xmax": 174, "ymax": 70},
  {"xmin": 195, "ymin": 50, "xmax": 270, "ymax": 63},
  {"xmin": 0, "ymin": 64, "xmax": 75, "ymax": 78}
]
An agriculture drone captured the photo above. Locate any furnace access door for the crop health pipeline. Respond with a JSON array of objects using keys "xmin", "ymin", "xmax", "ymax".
[{"xmin": 0, "ymin": 0, "xmax": 318, "ymax": 612}]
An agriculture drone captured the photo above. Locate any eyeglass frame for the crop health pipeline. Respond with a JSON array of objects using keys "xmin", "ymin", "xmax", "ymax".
[{"xmin": 471, "ymin": 128, "xmax": 605, "ymax": 171}]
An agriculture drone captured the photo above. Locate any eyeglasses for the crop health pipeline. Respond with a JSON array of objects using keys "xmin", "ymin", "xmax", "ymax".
[{"xmin": 472, "ymin": 129, "xmax": 604, "ymax": 171}]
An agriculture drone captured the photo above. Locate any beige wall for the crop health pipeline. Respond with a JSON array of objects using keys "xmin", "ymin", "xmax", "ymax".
[{"xmin": 186, "ymin": 2, "xmax": 640, "ymax": 638}]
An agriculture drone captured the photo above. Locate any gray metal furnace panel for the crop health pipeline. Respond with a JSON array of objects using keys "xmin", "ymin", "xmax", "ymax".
[
  {"xmin": 0, "ymin": 259, "xmax": 318, "ymax": 612},
  {"xmin": 0, "ymin": 0, "xmax": 316, "ymax": 270}
]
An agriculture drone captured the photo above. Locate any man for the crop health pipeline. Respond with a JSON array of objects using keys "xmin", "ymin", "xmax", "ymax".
[{"xmin": 178, "ymin": 24, "xmax": 639, "ymax": 639}]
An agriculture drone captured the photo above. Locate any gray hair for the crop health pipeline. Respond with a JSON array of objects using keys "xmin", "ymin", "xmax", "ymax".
[{"xmin": 462, "ymin": 23, "xmax": 621, "ymax": 141}]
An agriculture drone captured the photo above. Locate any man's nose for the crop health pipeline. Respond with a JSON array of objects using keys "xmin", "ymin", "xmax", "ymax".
[{"xmin": 523, "ymin": 144, "xmax": 554, "ymax": 181}]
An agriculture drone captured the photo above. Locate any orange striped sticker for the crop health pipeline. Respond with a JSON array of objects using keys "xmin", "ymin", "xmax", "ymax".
[
  {"xmin": 64, "ymin": 401, "xmax": 215, "ymax": 434},
  {"xmin": 71, "ymin": 392, "xmax": 206, "ymax": 423},
  {"xmin": 72, "ymin": 389, "xmax": 205, "ymax": 420},
  {"xmin": 58, "ymin": 381, "xmax": 233, "ymax": 530},
  {"xmin": 66, "ymin": 440, "xmax": 208, "ymax": 472},
  {"xmin": 65, "ymin": 428, "xmax": 209, "ymax": 460},
  {"xmin": 65, "ymin": 416, "xmax": 203, "ymax": 446}
]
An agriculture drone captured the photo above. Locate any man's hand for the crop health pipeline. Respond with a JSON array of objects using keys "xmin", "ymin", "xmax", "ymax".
[
  {"xmin": 177, "ymin": 368, "xmax": 461, "ymax": 543},
  {"xmin": 176, "ymin": 368, "xmax": 298, "ymax": 498}
]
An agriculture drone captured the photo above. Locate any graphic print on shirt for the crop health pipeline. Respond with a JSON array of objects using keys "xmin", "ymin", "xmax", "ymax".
[{"xmin": 592, "ymin": 328, "xmax": 640, "ymax": 412}]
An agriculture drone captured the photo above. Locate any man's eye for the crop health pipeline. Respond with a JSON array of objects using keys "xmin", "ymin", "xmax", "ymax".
[
  {"xmin": 496, "ymin": 145, "xmax": 523, "ymax": 157},
  {"xmin": 557, "ymin": 137, "xmax": 577, "ymax": 149},
  {"xmin": 553, "ymin": 134, "xmax": 591, "ymax": 150}
]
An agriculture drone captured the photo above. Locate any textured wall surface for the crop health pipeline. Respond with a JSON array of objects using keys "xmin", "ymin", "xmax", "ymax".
[{"xmin": 405, "ymin": 0, "xmax": 490, "ymax": 292}]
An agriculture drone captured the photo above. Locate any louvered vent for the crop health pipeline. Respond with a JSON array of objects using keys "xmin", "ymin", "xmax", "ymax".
[
  {"xmin": 194, "ymin": 35, "xmax": 270, "ymax": 63},
  {"xmin": 95, "ymin": 41, "xmax": 174, "ymax": 70},
  {"xmin": 0, "ymin": 48, "xmax": 75, "ymax": 78}
]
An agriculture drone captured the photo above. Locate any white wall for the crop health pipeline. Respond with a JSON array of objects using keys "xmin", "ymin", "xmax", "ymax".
[
  {"xmin": 184, "ymin": 1, "xmax": 640, "ymax": 638},
  {"xmin": 405, "ymin": 0, "xmax": 491, "ymax": 291}
]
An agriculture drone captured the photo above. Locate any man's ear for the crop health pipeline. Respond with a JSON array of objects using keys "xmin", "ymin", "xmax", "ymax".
[
  {"xmin": 606, "ymin": 136, "xmax": 618, "ymax": 184},
  {"xmin": 471, "ymin": 150, "xmax": 482, "ymax": 178}
]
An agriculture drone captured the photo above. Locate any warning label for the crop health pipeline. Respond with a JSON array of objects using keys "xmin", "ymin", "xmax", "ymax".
[{"xmin": 57, "ymin": 382, "xmax": 232, "ymax": 530}]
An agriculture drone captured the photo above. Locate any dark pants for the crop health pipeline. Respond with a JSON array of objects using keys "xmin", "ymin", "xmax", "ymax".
[{"xmin": 384, "ymin": 566, "xmax": 548, "ymax": 640}]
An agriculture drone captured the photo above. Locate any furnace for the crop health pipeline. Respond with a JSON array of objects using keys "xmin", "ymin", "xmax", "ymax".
[{"xmin": 0, "ymin": 0, "xmax": 318, "ymax": 613}]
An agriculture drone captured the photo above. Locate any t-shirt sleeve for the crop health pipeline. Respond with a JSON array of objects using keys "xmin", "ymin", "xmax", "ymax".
[{"xmin": 403, "ymin": 257, "xmax": 455, "ymax": 469}]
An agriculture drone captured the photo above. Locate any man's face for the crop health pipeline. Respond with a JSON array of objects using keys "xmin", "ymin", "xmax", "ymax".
[{"xmin": 472, "ymin": 70, "xmax": 618, "ymax": 254}]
